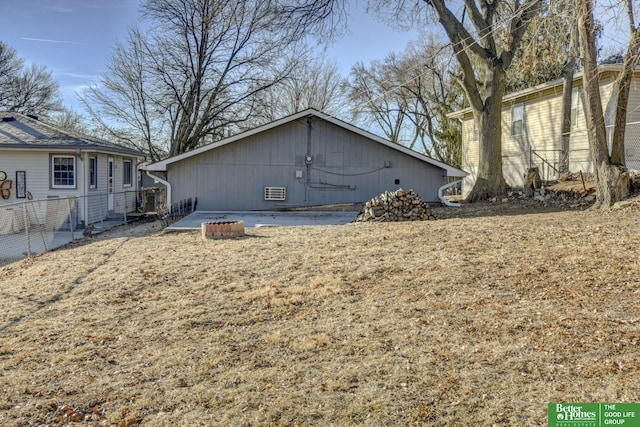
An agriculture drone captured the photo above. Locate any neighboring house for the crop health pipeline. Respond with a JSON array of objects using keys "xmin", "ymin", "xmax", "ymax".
[
  {"xmin": 449, "ymin": 64, "xmax": 640, "ymax": 197},
  {"xmin": 144, "ymin": 109, "xmax": 466, "ymax": 211},
  {"xmin": 0, "ymin": 112, "xmax": 145, "ymax": 228}
]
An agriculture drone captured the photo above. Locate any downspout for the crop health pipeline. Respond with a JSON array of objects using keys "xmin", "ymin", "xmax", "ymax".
[
  {"xmin": 305, "ymin": 116, "xmax": 313, "ymax": 204},
  {"xmin": 81, "ymin": 150, "xmax": 88, "ymax": 228},
  {"xmin": 438, "ymin": 180, "xmax": 462, "ymax": 207},
  {"xmin": 145, "ymin": 170, "xmax": 171, "ymax": 211}
]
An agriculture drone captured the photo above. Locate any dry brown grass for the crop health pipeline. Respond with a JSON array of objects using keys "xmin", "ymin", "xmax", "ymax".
[{"xmin": 2, "ymin": 198, "xmax": 640, "ymax": 426}]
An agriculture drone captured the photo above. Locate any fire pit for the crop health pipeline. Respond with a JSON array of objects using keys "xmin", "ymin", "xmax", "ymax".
[{"xmin": 201, "ymin": 221, "xmax": 244, "ymax": 240}]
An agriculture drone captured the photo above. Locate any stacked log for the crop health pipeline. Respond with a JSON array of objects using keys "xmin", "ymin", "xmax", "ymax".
[{"xmin": 353, "ymin": 189, "xmax": 436, "ymax": 222}]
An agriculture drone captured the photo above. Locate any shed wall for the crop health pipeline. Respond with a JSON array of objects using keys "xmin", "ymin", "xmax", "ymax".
[{"xmin": 168, "ymin": 117, "xmax": 447, "ymax": 210}]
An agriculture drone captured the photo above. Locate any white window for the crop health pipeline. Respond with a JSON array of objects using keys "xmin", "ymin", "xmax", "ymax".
[
  {"xmin": 123, "ymin": 159, "xmax": 133, "ymax": 187},
  {"xmin": 51, "ymin": 155, "xmax": 76, "ymax": 188},
  {"xmin": 571, "ymin": 89, "xmax": 579, "ymax": 127},
  {"xmin": 511, "ymin": 103, "xmax": 524, "ymax": 136},
  {"xmin": 89, "ymin": 157, "xmax": 97, "ymax": 189},
  {"xmin": 472, "ymin": 120, "xmax": 479, "ymax": 141}
]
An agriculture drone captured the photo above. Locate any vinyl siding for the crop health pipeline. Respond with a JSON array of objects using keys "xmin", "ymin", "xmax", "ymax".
[
  {"xmin": 460, "ymin": 71, "xmax": 640, "ymax": 196},
  {"xmin": 0, "ymin": 150, "xmax": 139, "ymax": 225},
  {"xmin": 0, "ymin": 151, "xmax": 82, "ymax": 203}
]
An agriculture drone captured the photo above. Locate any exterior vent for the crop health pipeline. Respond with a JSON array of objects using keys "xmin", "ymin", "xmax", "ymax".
[{"xmin": 264, "ymin": 186, "xmax": 286, "ymax": 201}]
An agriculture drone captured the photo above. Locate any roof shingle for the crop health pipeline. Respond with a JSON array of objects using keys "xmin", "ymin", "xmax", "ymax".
[{"xmin": 0, "ymin": 112, "xmax": 143, "ymax": 156}]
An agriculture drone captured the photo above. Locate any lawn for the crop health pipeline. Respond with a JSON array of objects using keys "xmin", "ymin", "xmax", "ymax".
[{"xmin": 1, "ymin": 198, "xmax": 640, "ymax": 426}]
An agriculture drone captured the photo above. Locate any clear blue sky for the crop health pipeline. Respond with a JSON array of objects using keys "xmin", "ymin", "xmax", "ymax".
[
  {"xmin": 0, "ymin": 1, "xmax": 629, "ymax": 115},
  {"xmin": 0, "ymin": 0, "xmax": 420, "ymax": 113}
]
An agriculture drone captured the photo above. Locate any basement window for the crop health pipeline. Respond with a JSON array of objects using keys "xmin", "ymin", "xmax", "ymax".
[{"xmin": 264, "ymin": 187, "xmax": 286, "ymax": 201}]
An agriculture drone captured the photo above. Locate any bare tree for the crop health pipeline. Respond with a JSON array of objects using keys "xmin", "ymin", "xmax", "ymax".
[
  {"xmin": 358, "ymin": 0, "xmax": 541, "ymax": 198},
  {"xmin": 47, "ymin": 108, "xmax": 89, "ymax": 134},
  {"xmin": 82, "ymin": 27, "xmax": 166, "ymax": 161},
  {"xmin": 252, "ymin": 52, "xmax": 348, "ymax": 123},
  {"xmin": 422, "ymin": 0, "xmax": 542, "ymax": 201},
  {"xmin": 0, "ymin": 41, "xmax": 61, "ymax": 116},
  {"xmin": 577, "ymin": 0, "xmax": 633, "ymax": 208},
  {"xmin": 345, "ymin": 37, "xmax": 463, "ymax": 167},
  {"xmin": 0, "ymin": 42, "xmax": 23, "ymax": 107},
  {"xmin": 5, "ymin": 64, "xmax": 62, "ymax": 116},
  {"xmin": 396, "ymin": 38, "xmax": 463, "ymax": 167},
  {"xmin": 506, "ymin": 1, "xmax": 577, "ymax": 92},
  {"xmin": 83, "ymin": 0, "xmax": 311, "ymax": 159},
  {"xmin": 149, "ymin": 0, "xmax": 308, "ymax": 156},
  {"xmin": 348, "ymin": 57, "xmax": 410, "ymax": 144}
]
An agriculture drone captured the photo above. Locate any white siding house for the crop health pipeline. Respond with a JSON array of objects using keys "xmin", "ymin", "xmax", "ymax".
[
  {"xmin": 449, "ymin": 64, "xmax": 640, "ymax": 197},
  {"xmin": 0, "ymin": 112, "xmax": 144, "ymax": 229}
]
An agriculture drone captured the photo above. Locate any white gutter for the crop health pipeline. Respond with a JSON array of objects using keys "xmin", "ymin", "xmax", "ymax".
[
  {"xmin": 438, "ymin": 180, "xmax": 462, "ymax": 207},
  {"xmin": 145, "ymin": 171, "xmax": 172, "ymax": 211}
]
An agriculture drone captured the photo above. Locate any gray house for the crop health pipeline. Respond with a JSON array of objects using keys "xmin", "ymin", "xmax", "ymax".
[{"xmin": 145, "ymin": 109, "xmax": 466, "ymax": 211}]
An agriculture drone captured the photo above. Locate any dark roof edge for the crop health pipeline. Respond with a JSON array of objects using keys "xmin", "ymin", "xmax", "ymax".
[{"xmin": 0, "ymin": 143, "xmax": 144, "ymax": 157}]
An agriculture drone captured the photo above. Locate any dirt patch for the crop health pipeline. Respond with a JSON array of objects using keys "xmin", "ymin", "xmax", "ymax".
[{"xmin": 1, "ymin": 194, "xmax": 640, "ymax": 426}]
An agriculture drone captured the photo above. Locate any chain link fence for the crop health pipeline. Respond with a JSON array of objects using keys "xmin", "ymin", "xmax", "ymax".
[
  {"xmin": 615, "ymin": 121, "xmax": 640, "ymax": 172},
  {"xmin": 0, "ymin": 188, "xmax": 167, "ymax": 266}
]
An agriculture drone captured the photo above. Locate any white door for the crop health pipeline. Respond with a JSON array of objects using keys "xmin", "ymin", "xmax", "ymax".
[{"xmin": 108, "ymin": 157, "xmax": 114, "ymax": 211}]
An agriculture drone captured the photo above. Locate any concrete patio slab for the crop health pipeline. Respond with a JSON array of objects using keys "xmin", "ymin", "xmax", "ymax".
[{"xmin": 166, "ymin": 211, "xmax": 357, "ymax": 230}]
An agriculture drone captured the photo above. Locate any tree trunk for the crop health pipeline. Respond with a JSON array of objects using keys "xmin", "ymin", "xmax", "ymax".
[
  {"xmin": 523, "ymin": 167, "xmax": 542, "ymax": 197},
  {"xmin": 560, "ymin": 20, "xmax": 577, "ymax": 173},
  {"xmin": 465, "ymin": 66, "xmax": 507, "ymax": 202},
  {"xmin": 577, "ymin": 0, "xmax": 629, "ymax": 208},
  {"xmin": 426, "ymin": 0, "xmax": 539, "ymax": 202},
  {"xmin": 560, "ymin": 63, "xmax": 575, "ymax": 173},
  {"xmin": 611, "ymin": 27, "xmax": 640, "ymax": 165}
]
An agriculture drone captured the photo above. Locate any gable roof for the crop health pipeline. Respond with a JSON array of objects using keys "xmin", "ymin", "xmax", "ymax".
[
  {"xmin": 0, "ymin": 112, "xmax": 144, "ymax": 157},
  {"xmin": 145, "ymin": 109, "xmax": 466, "ymax": 177},
  {"xmin": 448, "ymin": 63, "xmax": 637, "ymax": 120}
]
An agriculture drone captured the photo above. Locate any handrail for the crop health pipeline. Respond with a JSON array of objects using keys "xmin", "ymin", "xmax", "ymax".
[{"xmin": 531, "ymin": 149, "xmax": 562, "ymax": 175}]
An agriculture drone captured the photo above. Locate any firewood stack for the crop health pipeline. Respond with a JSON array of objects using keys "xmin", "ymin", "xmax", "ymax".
[{"xmin": 353, "ymin": 188, "xmax": 436, "ymax": 222}]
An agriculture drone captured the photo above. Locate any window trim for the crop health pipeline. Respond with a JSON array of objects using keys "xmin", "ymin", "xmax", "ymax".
[
  {"xmin": 511, "ymin": 103, "xmax": 524, "ymax": 137},
  {"xmin": 51, "ymin": 155, "xmax": 77, "ymax": 189},
  {"xmin": 89, "ymin": 156, "xmax": 98, "ymax": 189},
  {"xmin": 123, "ymin": 159, "xmax": 133, "ymax": 187}
]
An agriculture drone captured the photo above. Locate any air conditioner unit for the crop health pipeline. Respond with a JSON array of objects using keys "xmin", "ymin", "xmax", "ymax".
[{"xmin": 264, "ymin": 186, "xmax": 286, "ymax": 201}]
